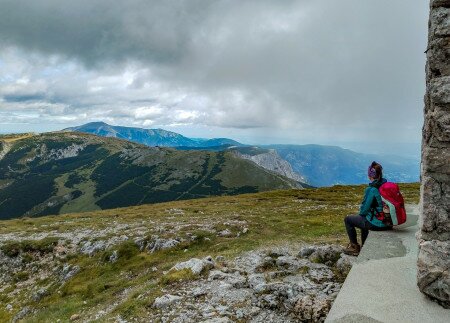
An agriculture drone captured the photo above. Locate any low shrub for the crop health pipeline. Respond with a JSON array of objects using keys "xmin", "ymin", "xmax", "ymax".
[
  {"xmin": 21, "ymin": 237, "xmax": 59, "ymax": 254},
  {"xmin": 1, "ymin": 242, "xmax": 21, "ymax": 257},
  {"xmin": 21, "ymin": 253, "xmax": 34, "ymax": 263},
  {"xmin": 117, "ymin": 241, "xmax": 139, "ymax": 260},
  {"xmin": 13, "ymin": 271, "xmax": 29, "ymax": 282},
  {"xmin": 1, "ymin": 237, "xmax": 59, "ymax": 257}
]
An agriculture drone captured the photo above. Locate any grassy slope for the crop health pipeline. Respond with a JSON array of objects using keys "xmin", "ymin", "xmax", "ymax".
[
  {"xmin": 0, "ymin": 132, "xmax": 300, "ymax": 219},
  {"xmin": 0, "ymin": 183, "xmax": 419, "ymax": 322}
]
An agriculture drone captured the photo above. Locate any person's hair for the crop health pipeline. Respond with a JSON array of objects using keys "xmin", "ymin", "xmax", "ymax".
[{"xmin": 368, "ymin": 161, "xmax": 383, "ymax": 179}]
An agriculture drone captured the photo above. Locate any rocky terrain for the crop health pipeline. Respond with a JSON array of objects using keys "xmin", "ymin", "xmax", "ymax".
[
  {"xmin": 0, "ymin": 229, "xmax": 354, "ymax": 322},
  {"xmin": 0, "ymin": 184, "xmax": 420, "ymax": 322},
  {"xmin": 149, "ymin": 246, "xmax": 355, "ymax": 323}
]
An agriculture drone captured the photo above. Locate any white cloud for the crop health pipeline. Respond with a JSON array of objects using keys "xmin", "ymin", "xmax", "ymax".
[{"xmin": 0, "ymin": 0, "xmax": 428, "ymax": 153}]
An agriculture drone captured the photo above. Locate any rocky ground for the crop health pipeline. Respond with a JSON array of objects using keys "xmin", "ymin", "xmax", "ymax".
[
  {"xmin": 148, "ymin": 245, "xmax": 355, "ymax": 323},
  {"xmin": 0, "ymin": 228, "xmax": 355, "ymax": 322}
]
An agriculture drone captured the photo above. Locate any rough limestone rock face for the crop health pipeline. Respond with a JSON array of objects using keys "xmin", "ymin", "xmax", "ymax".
[
  {"xmin": 418, "ymin": 0, "xmax": 450, "ymax": 308},
  {"xmin": 233, "ymin": 149, "xmax": 306, "ymax": 183}
]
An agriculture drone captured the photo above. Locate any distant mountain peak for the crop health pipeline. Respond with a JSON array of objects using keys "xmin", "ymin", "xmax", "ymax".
[
  {"xmin": 65, "ymin": 122, "xmax": 244, "ymax": 148},
  {"xmin": 84, "ymin": 121, "xmax": 109, "ymax": 126}
]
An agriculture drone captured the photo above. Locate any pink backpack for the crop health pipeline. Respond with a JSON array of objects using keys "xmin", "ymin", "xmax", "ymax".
[{"xmin": 378, "ymin": 182, "xmax": 407, "ymax": 225}]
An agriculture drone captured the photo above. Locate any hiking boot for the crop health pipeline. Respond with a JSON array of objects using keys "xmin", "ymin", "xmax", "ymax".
[{"xmin": 343, "ymin": 243, "xmax": 361, "ymax": 256}]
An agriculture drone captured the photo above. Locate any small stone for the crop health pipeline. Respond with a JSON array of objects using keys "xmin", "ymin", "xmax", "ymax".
[
  {"xmin": 109, "ymin": 250, "xmax": 118, "ymax": 263},
  {"xmin": 12, "ymin": 306, "xmax": 31, "ymax": 322},
  {"xmin": 276, "ymin": 256, "xmax": 299, "ymax": 269},
  {"xmin": 292, "ymin": 295, "xmax": 332, "ymax": 322},
  {"xmin": 208, "ymin": 270, "xmax": 228, "ymax": 280},
  {"xmin": 147, "ymin": 238, "xmax": 180, "ymax": 253},
  {"xmin": 217, "ymin": 229, "xmax": 232, "ymax": 237},
  {"xmin": 153, "ymin": 294, "xmax": 183, "ymax": 309},
  {"xmin": 32, "ymin": 288, "xmax": 49, "ymax": 302},
  {"xmin": 134, "ymin": 237, "xmax": 147, "ymax": 251},
  {"xmin": 170, "ymin": 256, "xmax": 215, "ymax": 275},
  {"xmin": 70, "ymin": 314, "xmax": 80, "ymax": 321},
  {"xmin": 298, "ymin": 246, "xmax": 316, "ymax": 258},
  {"xmin": 248, "ymin": 273, "xmax": 267, "ymax": 293},
  {"xmin": 6, "ymin": 304, "xmax": 12, "ymax": 311},
  {"xmin": 308, "ymin": 245, "xmax": 343, "ymax": 266},
  {"xmin": 61, "ymin": 264, "xmax": 80, "ymax": 281},
  {"xmin": 242, "ymin": 228, "xmax": 249, "ymax": 234},
  {"xmin": 79, "ymin": 240, "xmax": 106, "ymax": 256},
  {"xmin": 192, "ymin": 287, "xmax": 208, "ymax": 297},
  {"xmin": 335, "ymin": 254, "xmax": 357, "ymax": 276}
]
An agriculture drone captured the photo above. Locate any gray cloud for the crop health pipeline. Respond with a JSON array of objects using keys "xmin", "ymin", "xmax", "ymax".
[
  {"xmin": 0, "ymin": 0, "xmax": 428, "ymax": 151},
  {"xmin": 0, "ymin": 0, "xmax": 223, "ymax": 68}
]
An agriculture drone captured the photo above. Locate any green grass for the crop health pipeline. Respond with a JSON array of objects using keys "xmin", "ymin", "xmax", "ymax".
[{"xmin": 0, "ymin": 183, "xmax": 420, "ymax": 322}]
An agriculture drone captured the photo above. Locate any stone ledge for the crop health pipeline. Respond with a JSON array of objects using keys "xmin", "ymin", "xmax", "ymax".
[{"xmin": 325, "ymin": 205, "xmax": 450, "ymax": 323}]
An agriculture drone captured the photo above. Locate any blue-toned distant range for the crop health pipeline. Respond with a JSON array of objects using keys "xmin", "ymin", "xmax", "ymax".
[{"xmin": 67, "ymin": 122, "xmax": 420, "ymax": 187}]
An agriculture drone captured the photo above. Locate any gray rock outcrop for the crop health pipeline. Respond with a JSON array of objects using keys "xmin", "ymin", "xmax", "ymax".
[
  {"xmin": 170, "ymin": 256, "xmax": 215, "ymax": 275},
  {"xmin": 0, "ymin": 141, "xmax": 11, "ymax": 161},
  {"xmin": 233, "ymin": 149, "xmax": 306, "ymax": 183},
  {"xmin": 418, "ymin": 0, "xmax": 450, "ymax": 308}
]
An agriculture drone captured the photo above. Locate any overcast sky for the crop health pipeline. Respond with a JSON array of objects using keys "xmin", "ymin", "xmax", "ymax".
[{"xmin": 0, "ymin": 0, "xmax": 428, "ymax": 156}]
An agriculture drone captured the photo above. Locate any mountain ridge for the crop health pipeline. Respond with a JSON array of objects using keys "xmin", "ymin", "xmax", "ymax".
[
  {"xmin": 65, "ymin": 122, "xmax": 244, "ymax": 148},
  {"xmin": 0, "ymin": 132, "xmax": 304, "ymax": 220},
  {"xmin": 65, "ymin": 122, "xmax": 419, "ymax": 187}
]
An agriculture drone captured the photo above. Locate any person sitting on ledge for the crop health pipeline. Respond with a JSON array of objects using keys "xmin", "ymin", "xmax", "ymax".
[{"xmin": 343, "ymin": 161, "xmax": 393, "ymax": 256}]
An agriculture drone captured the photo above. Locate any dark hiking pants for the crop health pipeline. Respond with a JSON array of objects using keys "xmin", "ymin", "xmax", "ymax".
[{"xmin": 344, "ymin": 214, "xmax": 392, "ymax": 245}]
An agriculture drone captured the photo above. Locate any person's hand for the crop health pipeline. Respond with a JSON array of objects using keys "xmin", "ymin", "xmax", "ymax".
[{"xmin": 383, "ymin": 204, "xmax": 390, "ymax": 214}]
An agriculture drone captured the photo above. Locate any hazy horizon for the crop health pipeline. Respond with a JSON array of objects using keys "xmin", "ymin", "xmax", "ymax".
[{"xmin": 0, "ymin": 120, "xmax": 421, "ymax": 159}]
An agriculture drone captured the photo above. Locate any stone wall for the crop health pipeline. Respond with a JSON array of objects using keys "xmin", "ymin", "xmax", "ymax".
[{"xmin": 417, "ymin": 0, "xmax": 450, "ymax": 308}]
